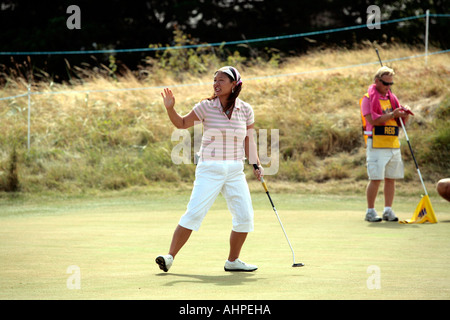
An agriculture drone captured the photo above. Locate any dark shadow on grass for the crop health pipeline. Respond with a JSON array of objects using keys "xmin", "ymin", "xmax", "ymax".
[
  {"xmin": 155, "ymin": 272, "xmax": 261, "ymax": 287},
  {"xmin": 366, "ymin": 221, "xmax": 419, "ymax": 228}
]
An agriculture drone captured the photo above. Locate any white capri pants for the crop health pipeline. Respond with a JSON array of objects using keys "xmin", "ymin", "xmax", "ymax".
[{"xmin": 179, "ymin": 160, "xmax": 254, "ymax": 233}]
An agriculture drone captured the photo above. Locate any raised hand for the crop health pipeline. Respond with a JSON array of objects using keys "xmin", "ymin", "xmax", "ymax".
[{"xmin": 161, "ymin": 88, "xmax": 175, "ymax": 109}]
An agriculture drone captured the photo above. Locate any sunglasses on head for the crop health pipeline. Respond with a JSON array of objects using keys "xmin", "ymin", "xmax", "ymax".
[{"xmin": 379, "ymin": 79, "xmax": 394, "ymax": 86}]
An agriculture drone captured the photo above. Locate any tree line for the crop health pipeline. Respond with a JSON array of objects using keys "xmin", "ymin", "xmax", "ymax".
[{"xmin": 0, "ymin": 0, "xmax": 448, "ymax": 82}]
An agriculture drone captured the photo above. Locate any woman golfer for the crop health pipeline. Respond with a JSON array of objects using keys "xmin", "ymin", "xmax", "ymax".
[{"xmin": 156, "ymin": 66, "xmax": 263, "ymax": 272}]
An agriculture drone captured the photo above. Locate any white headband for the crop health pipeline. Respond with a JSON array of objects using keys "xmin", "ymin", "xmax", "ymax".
[{"xmin": 216, "ymin": 66, "xmax": 242, "ymax": 85}]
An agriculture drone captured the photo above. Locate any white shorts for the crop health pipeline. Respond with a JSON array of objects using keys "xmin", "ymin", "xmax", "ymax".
[
  {"xmin": 179, "ymin": 160, "xmax": 254, "ymax": 232},
  {"xmin": 366, "ymin": 138, "xmax": 404, "ymax": 180}
]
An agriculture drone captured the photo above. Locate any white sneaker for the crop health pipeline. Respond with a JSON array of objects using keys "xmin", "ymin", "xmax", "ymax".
[
  {"xmin": 365, "ymin": 209, "xmax": 382, "ymax": 222},
  {"xmin": 156, "ymin": 255, "xmax": 173, "ymax": 272},
  {"xmin": 383, "ymin": 208, "xmax": 399, "ymax": 222},
  {"xmin": 224, "ymin": 259, "xmax": 258, "ymax": 272}
]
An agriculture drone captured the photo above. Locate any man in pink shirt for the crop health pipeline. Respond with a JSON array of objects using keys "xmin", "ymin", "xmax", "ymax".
[{"xmin": 360, "ymin": 66, "xmax": 410, "ymax": 222}]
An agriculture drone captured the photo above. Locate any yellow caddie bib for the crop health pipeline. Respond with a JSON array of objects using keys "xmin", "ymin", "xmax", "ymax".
[
  {"xmin": 372, "ymin": 99, "xmax": 399, "ymax": 148},
  {"xmin": 359, "ymin": 94, "xmax": 399, "ymax": 149}
]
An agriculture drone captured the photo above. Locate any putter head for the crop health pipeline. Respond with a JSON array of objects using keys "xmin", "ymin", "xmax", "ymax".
[{"xmin": 292, "ymin": 263, "xmax": 305, "ymax": 267}]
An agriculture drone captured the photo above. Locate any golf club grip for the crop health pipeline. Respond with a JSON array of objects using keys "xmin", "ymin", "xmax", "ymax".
[
  {"xmin": 253, "ymin": 164, "xmax": 268, "ymax": 193},
  {"xmin": 376, "ymin": 48, "xmax": 383, "ymax": 66}
]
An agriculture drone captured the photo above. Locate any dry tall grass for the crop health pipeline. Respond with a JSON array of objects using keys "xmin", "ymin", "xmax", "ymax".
[{"xmin": 1, "ymin": 44, "xmax": 449, "ymax": 193}]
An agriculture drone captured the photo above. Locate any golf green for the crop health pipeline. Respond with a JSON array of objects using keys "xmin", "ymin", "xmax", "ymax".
[{"xmin": 1, "ymin": 191, "xmax": 449, "ymax": 300}]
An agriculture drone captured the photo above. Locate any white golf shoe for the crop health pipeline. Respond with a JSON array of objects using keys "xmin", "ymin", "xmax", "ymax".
[
  {"xmin": 365, "ymin": 209, "xmax": 382, "ymax": 222},
  {"xmin": 383, "ymin": 208, "xmax": 399, "ymax": 222},
  {"xmin": 224, "ymin": 259, "xmax": 258, "ymax": 272},
  {"xmin": 156, "ymin": 254, "xmax": 173, "ymax": 272}
]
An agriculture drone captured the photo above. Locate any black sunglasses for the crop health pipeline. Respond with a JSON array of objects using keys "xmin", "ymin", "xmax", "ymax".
[{"xmin": 379, "ymin": 79, "xmax": 394, "ymax": 86}]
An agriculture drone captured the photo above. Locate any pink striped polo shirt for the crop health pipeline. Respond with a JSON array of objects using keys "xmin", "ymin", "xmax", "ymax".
[{"xmin": 193, "ymin": 97, "xmax": 255, "ymax": 161}]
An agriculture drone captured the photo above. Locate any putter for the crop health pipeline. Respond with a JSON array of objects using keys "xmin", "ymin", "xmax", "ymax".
[
  {"xmin": 253, "ymin": 164, "xmax": 304, "ymax": 267},
  {"xmin": 375, "ymin": 49, "xmax": 428, "ymax": 196}
]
